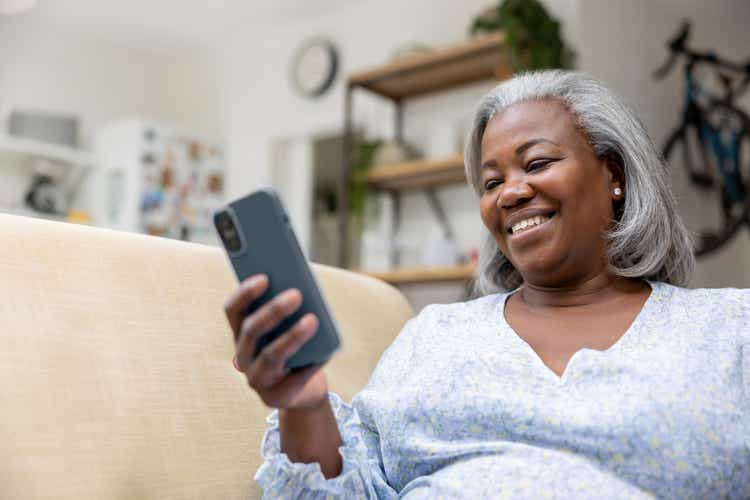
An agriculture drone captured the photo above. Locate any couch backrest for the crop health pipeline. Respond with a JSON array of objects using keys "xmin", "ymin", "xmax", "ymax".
[{"xmin": 0, "ymin": 214, "xmax": 413, "ymax": 499}]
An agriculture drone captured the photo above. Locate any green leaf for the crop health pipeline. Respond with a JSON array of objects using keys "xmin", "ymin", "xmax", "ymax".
[{"xmin": 473, "ymin": 0, "xmax": 572, "ymax": 71}]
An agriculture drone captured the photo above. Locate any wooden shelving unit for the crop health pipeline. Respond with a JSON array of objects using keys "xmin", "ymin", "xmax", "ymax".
[
  {"xmin": 348, "ymin": 32, "xmax": 509, "ymax": 99},
  {"xmin": 366, "ymin": 154, "xmax": 465, "ymax": 191},
  {"xmin": 341, "ymin": 33, "xmax": 510, "ymax": 285},
  {"xmin": 364, "ymin": 264, "xmax": 476, "ymax": 285}
]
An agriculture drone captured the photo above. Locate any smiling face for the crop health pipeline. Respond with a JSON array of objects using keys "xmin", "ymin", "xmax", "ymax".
[{"xmin": 479, "ymin": 99, "xmax": 623, "ymax": 286}]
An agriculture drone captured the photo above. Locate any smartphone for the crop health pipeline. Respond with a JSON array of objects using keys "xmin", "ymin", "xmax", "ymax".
[{"xmin": 214, "ymin": 188, "xmax": 341, "ymax": 372}]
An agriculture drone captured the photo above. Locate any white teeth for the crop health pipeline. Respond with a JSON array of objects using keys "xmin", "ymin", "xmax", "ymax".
[{"xmin": 511, "ymin": 215, "xmax": 551, "ymax": 234}]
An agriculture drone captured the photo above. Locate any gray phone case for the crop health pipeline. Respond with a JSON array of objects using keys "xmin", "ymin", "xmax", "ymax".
[{"xmin": 214, "ymin": 188, "xmax": 341, "ymax": 371}]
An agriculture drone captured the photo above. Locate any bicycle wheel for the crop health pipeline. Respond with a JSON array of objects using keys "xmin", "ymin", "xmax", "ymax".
[{"xmin": 663, "ymin": 102, "xmax": 750, "ymax": 256}]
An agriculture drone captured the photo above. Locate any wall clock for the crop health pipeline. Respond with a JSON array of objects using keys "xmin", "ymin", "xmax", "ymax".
[{"xmin": 290, "ymin": 37, "xmax": 339, "ymax": 98}]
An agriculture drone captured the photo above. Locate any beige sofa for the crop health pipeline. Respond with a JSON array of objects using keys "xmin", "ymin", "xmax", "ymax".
[{"xmin": 0, "ymin": 214, "xmax": 414, "ymax": 499}]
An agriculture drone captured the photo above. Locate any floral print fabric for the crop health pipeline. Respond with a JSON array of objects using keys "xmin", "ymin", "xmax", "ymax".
[{"xmin": 255, "ymin": 280, "xmax": 750, "ymax": 498}]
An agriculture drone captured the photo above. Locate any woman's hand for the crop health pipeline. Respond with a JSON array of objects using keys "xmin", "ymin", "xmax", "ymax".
[
  {"xmin": 224, "ymin": 274, "xmax": 329, "ymax": 411},
  {"xmin": 225, "ymin": 275, "xmax": 343, "ymax": 477}
]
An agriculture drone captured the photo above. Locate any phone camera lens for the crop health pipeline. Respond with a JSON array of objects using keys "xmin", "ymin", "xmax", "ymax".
[{"xmin": 216, "ymin": 211, "xmax": 242, "ymax": 252}]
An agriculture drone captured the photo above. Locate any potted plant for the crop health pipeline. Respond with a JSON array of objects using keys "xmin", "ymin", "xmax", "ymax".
[{"xmin": 470, "ymin": 0, "xmax": 575, "ymax": 72}]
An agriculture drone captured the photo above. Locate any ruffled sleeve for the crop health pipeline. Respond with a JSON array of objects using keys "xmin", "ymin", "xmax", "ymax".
[
  {"xmin": 254, "ymin": 390, "xmax": 398, "ymax": 499},
  {"xmin": 253, "ymin": 308, "xmax": 436, "ymax": 498}
]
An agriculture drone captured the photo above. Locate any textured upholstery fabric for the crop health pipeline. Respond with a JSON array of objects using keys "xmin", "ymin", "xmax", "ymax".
[{"xmin": 0, "ymin": 214, "xmax": 413, "ymax": 500}]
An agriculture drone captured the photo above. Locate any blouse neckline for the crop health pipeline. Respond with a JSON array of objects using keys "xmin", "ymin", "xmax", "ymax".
[{"xmin": 492, "ymin": 279, "xmax": 663, "ymax": 384}]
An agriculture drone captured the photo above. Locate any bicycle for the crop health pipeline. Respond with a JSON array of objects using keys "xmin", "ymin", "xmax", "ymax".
[{"xmin": 654, "ymin": 21, "xmax": 750, "ymax": 256}]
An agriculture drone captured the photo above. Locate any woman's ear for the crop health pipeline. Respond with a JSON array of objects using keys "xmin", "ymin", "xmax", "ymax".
[{"xmin": 604, "ymin": 152, "xmax": 625, "ymax": 199}]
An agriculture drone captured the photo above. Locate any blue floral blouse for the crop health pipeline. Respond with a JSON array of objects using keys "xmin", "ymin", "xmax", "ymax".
[{"xmin": 255, "ymin": 280, "xmax": 750, "ymax": 498}]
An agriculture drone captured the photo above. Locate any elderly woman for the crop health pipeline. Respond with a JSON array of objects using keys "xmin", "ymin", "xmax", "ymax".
[{"xmin": 224, "ymin": 70, "xmax": 750, "ymax": 498}]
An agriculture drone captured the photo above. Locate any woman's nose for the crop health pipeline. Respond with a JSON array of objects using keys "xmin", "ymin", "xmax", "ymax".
[{"xmin": 498, "ymin": 177, "xmax": 535, "ymax": 208}]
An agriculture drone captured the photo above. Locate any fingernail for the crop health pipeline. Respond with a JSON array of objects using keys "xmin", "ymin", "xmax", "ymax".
[
  {"xmin": 303, "ymin": 316, "xmax": 318, "ymax": 336},
  {"xmin": 282, "ymin": 288, "xmax": 300, "ymax": 305},
  {"xmin": 232, "ymin": 355, "xmax": 241, "ymax": 372},
  {"xmin": 244, "ymin": 275, "xmax": 263, "ymax": 289},
  {"xmin": 305, "ymin": 314, "xmax": 317, "ymax": 328}
]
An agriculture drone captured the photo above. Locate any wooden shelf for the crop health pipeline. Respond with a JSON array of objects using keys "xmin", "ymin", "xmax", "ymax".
[
  {"xmin": 366, "ymin": 154, "xmax": 466, "ymax": 191},
  {"xmin": 348, "ymin": 32, "xmax": 510, "ymax": 100},
  {"xmin": 363, "ymin": 264, "xmax": 476, "ymax": 285}
]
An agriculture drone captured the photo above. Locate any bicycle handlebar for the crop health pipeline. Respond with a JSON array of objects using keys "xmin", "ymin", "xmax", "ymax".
[
  {"xmin": 654, "ymin": 20, "xmax": 748, "ymax": 80},
  {"xmin": 668, "ymin": 20, "xmax": 691, "ymax": 52},
  {"xmin": 653, "ymin": 20, "xmax": 691, "ymax": 79}
]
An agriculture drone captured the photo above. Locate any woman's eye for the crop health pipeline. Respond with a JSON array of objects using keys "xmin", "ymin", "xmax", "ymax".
[
  {"xmin": 484, "ymin": 179, "xmax": 503, "ymax": 191},
  {"xmin": 527, "ymin": 159, "xmax": 552, "ymax": 171}
]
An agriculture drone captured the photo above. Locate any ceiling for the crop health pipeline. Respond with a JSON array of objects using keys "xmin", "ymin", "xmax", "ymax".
[{"xmin": 14, "ymin": 0, "xmax": 359, "ymax": 51}]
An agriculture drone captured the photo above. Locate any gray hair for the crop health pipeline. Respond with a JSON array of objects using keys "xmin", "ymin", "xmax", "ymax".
[{"xmin": 465, "ymin": 70, "xmax": 695, "ymax": 294}]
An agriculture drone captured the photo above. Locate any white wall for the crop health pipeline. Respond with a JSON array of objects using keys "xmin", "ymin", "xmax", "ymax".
[
  {"xmin": 0, "ymin": 13, "xmax": 170, "ymax": 148},
  {"xmin": 159, "ymin": 46, "xmax": 228, "ymax": 144}
]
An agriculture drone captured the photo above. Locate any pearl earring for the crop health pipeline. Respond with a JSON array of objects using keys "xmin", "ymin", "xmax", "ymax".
[{"xmin": 613, "ymin": 187, "xmax": 623, "ymax": 196}]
